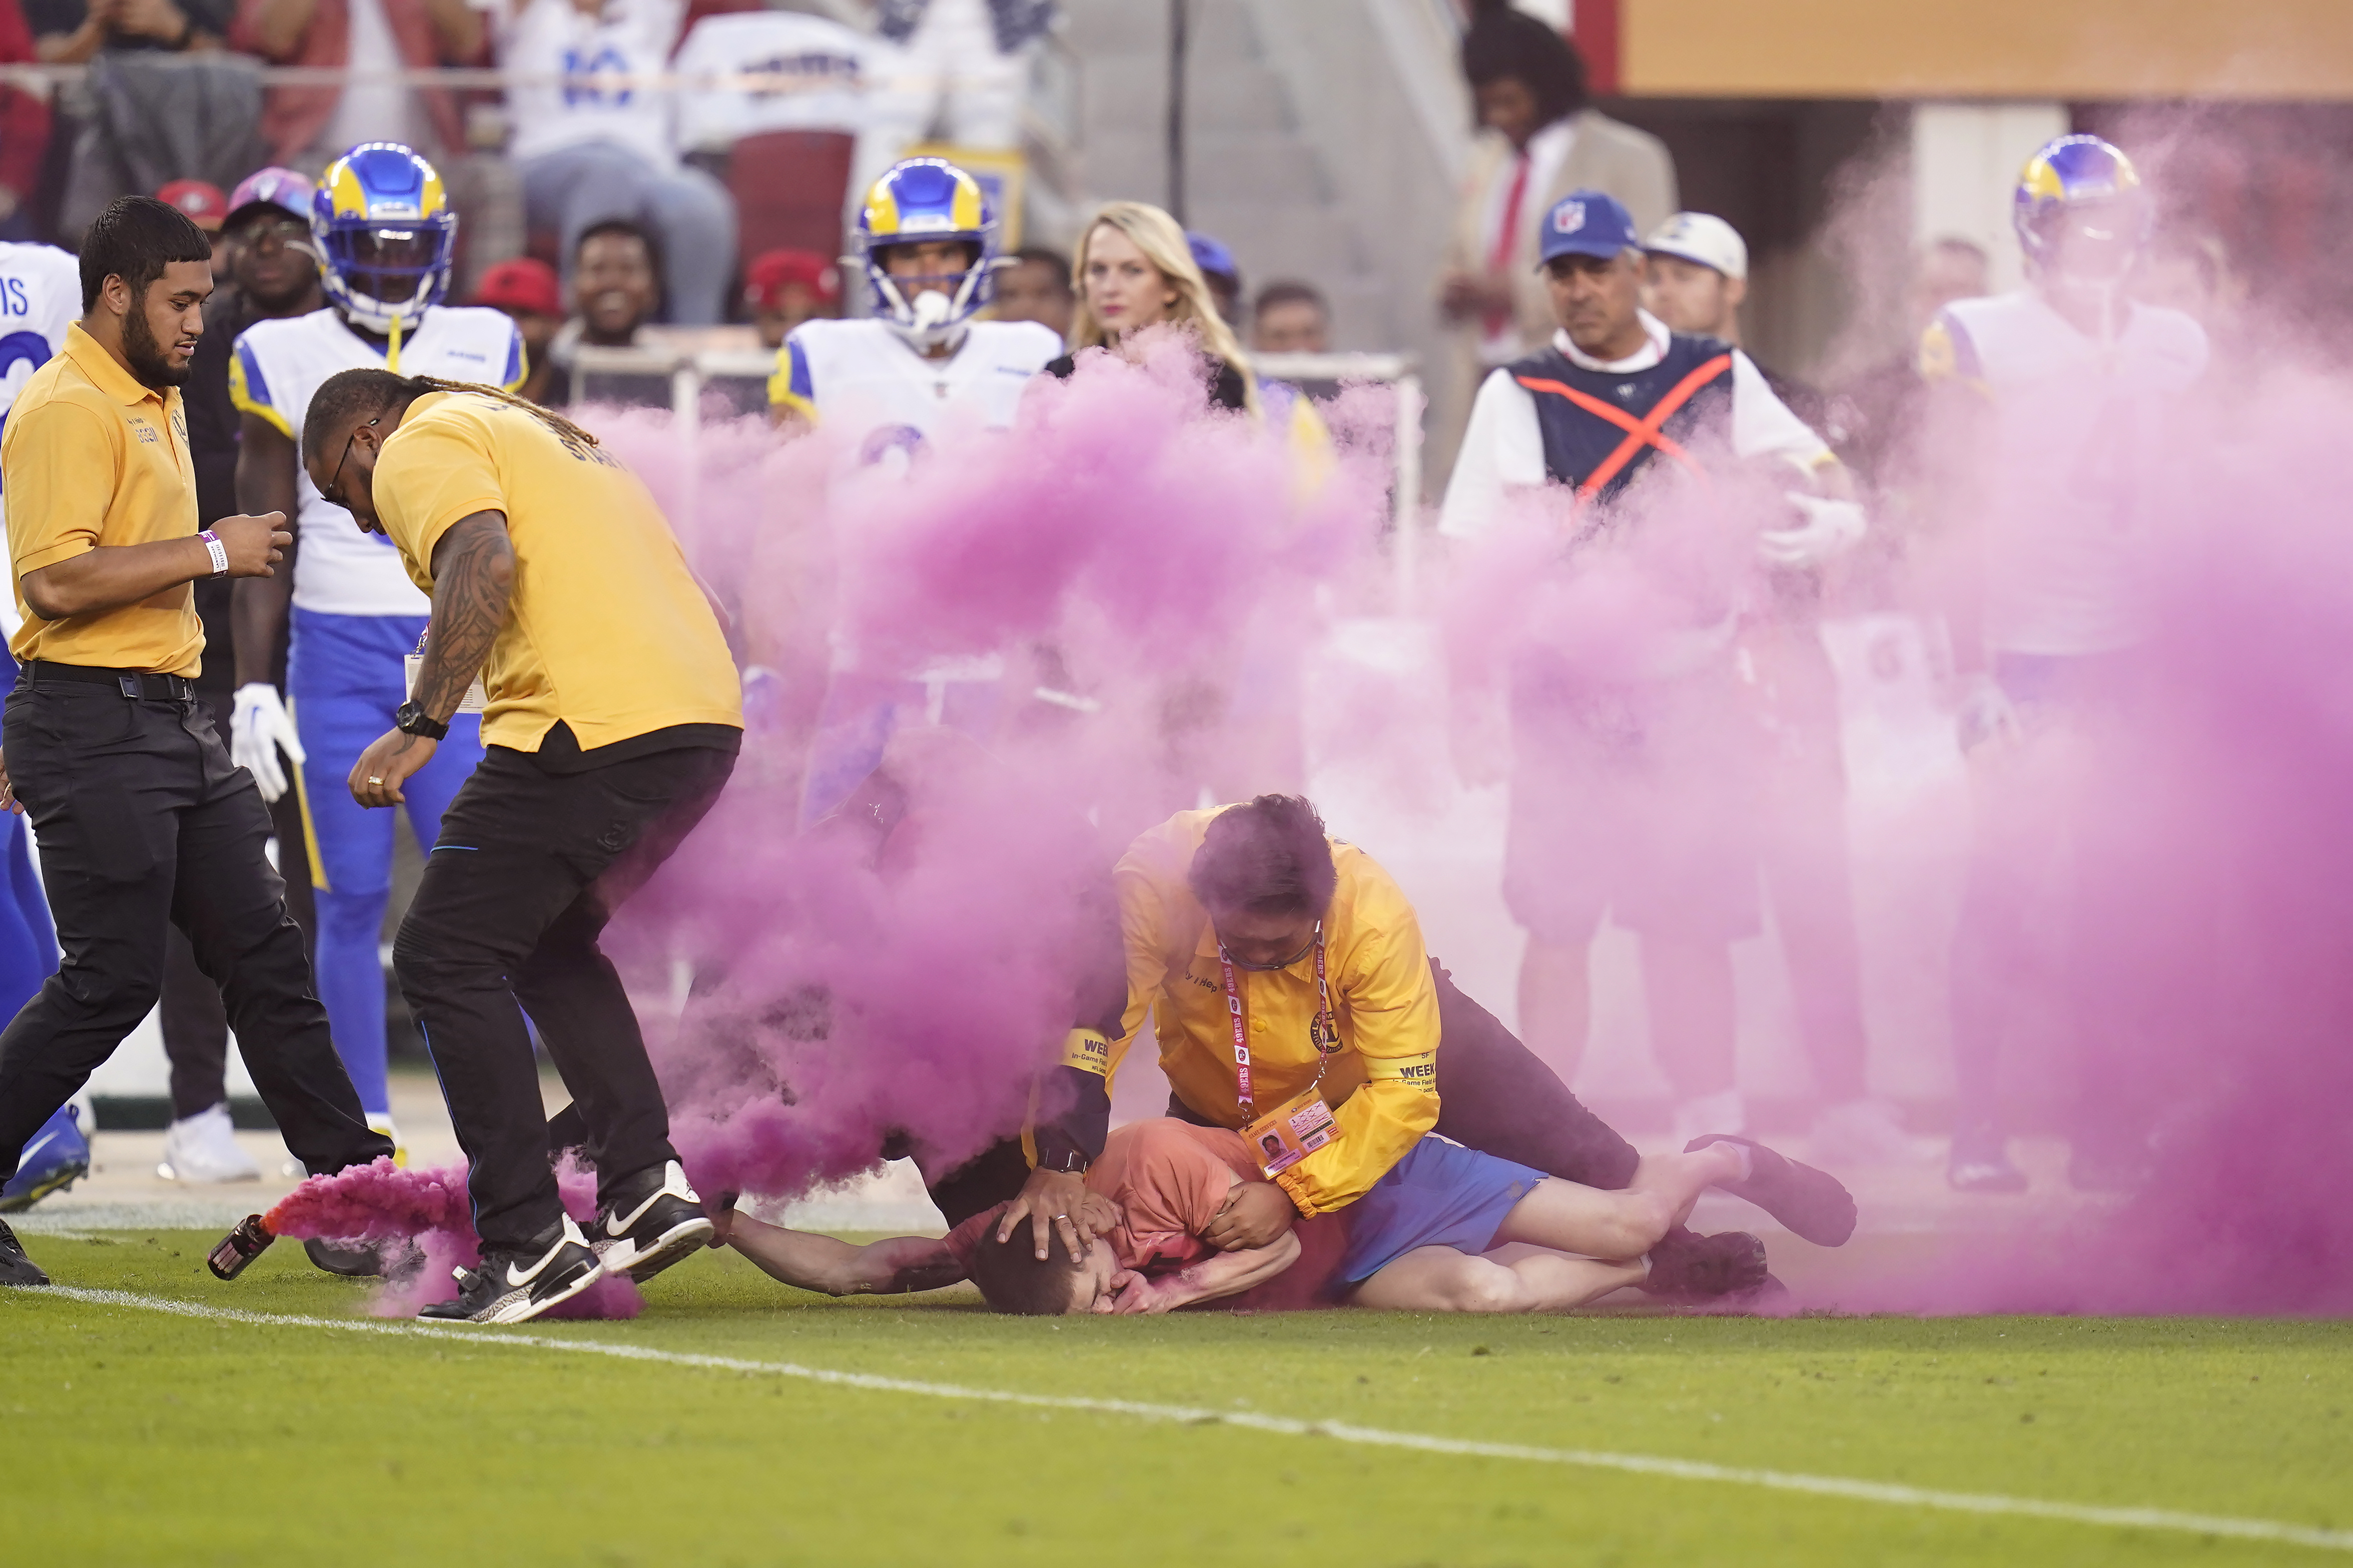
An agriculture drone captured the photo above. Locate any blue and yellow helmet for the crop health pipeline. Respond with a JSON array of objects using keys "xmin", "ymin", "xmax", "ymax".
[
  {"xmin": 853, "ymin": 157, "xmax": 998, "ymax": 345},
  {"xmin": 312, "ymin": 143, "xmax": 458, "ymax": 337},
  {"xmin": 2014, "ymin": 134, "xmax": 2149, "ymax": 282}
]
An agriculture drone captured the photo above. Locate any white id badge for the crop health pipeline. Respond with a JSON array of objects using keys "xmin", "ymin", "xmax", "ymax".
[{"xmin": 403, "ymin": 655, "xmax": 488, "ymax": 715}]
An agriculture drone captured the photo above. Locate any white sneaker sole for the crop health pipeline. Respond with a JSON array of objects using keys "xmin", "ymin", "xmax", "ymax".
[
  {"xmin": 416, "ymin": 1257, "xmax": 606, "ymax": 1326},
  {"xmin": 598, "ymin": 1215, "xmax": 715, "ymax": 1281}
]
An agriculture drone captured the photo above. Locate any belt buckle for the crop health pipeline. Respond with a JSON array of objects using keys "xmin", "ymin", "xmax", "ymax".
[{"xmin": 117, "ymin": 675, "xmax": 140, "ymax": 700}]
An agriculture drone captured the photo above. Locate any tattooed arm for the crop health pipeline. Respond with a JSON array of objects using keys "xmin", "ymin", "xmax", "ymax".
[{"xmin": 346, "ymin": 510, "xmax": 513, "ymax": 808}]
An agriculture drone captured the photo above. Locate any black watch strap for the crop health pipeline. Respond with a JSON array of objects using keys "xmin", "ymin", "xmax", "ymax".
[{"xmin": 394, "ymin": 700, "xmax": 449, "ymax": 741}]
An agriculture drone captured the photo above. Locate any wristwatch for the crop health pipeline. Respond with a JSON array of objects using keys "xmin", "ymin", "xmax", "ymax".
[{"xmin": 393, "ymin": 700, "xmax": 448, "ymax": 741}]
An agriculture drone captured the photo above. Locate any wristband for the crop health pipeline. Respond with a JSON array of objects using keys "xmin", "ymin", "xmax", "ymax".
[{"xmin": 198, "ymin": 530, "xmax": 228, "ymax": 578}]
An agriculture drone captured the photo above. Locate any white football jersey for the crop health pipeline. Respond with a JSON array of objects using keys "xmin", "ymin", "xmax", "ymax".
[
  {"xmin": 1927, "ymin": 290, "xmax": 2207, "ymax": 657},
  {"xmin": 0, "ymin": 242, "xmax": 83, "ymax": 441},
  {"xmin": 770, "ymin": 317, "xmax": 1061, "ymax": 460},
  {"xmin": 232, "ymin": 305, "xmax": 524, "ymax": 617}
]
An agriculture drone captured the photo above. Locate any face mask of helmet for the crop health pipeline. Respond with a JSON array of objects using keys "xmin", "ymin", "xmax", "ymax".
[
  {"xmin": 341, "ymin": 228, "xmax": 441, "ymax": 312},
  {"xmin": 871, "ymin": 244, "xmax": 989, "ymax": 350}
]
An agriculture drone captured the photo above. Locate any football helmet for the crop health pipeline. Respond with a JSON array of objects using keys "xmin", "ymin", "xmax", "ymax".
[
  {"xmin": 313, "ymin": 143, "xmax": 458, "ymax": 341},
  {"xmin": 2014, "ymin": 134, "xmax": 2150, "ymax": 287},
  {"xmin": 853, "ymin": 157, "xmax": 997, "ymax": 349}
]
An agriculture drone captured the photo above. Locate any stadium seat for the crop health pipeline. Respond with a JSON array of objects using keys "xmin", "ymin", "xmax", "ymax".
[{"xmin": 726, "ymin": 129, "xmax": 856, "ymax": 278}]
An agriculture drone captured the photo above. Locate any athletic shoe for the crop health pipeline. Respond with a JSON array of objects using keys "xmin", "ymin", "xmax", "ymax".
[
  {"xmin": 591, "ymin": 1160, "xmax": 714, "ymax": 1282},
  {"xmin": 1686, "ymin": 1133, "xmax": 1859, "ymax": 1247},
  {"xmin": 1642, "ymin": 1227, "xmax": 1769, "ymax": 1300},
  {"xmin": 418, "ymin": 1216, "xmax": 602, "ymax": 1325},
  {"xmin": 0, "ymin": 1217, "xmax": 48, "ymax": 1286},
  {"xmin": 304, "ymin": 1237, "xmax": 386, "ymax": 1278},
  {"xmin": 1809, "ymin": 1098, "xmax": 1928, "ymax": 1167},
  {"xmin": 157, "ymin": 1103, "xmax": 260, "ymax": 1184},
  {"xmin": 1947, "ymin": 1124, "xmax": 2029, "ymax": 1194},
  {"xmin": 0, "ymin": 1104, "xmax": 91, "ymax": 1212},
  {"xmin": 366, "ymin": 1115, "xmax": 407, "ymax": 1170}
]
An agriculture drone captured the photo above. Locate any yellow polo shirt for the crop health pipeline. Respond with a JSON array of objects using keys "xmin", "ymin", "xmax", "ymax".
[
  {"xmin": 1108, "ymin": 808, "xmax": 1441, "ymax": 1216},
  {"xmin": 372, "ymin": 391, "xmax": 741, "ymax": 754},
  {"xmin": 1, "ymin": 323, "xmax": 204, "ymax": 675}
]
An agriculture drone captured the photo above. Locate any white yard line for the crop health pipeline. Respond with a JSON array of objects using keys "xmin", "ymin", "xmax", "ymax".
[{"xmin": 20, "ymin": 1284, "xmax": 2353, "ymax": 1553}]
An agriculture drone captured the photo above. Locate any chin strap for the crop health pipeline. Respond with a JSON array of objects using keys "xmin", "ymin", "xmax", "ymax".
[{"xmin": 386, "ymin": 312, "xmax": 402, "ymax": 373}]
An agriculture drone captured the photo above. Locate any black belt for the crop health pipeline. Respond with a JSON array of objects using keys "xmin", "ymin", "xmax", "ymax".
[{"xmin": 25, "ymin": 661, "xmax": 199, "ymax": 701}]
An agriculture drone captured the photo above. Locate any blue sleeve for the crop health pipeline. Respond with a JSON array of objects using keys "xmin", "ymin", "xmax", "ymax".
[{"xmin": 502, "ymin": 322, "xmax": 525, "ymax": 391}]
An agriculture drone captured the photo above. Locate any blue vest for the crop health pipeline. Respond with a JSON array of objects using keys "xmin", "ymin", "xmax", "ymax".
[{"xmin": 1506, "ymin": 334, "xmax": 1738, "ymax": 505}]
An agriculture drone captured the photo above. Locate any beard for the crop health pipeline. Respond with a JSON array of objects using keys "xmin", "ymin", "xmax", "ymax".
[{"xmin": 122, "ymin": 297, "xmax": 191, "ymax": 389}]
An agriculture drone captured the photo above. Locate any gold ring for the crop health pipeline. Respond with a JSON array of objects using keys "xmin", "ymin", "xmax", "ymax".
[{"xmin": 366, "ymin": 776, "xmax": 383, "ymax": 785}]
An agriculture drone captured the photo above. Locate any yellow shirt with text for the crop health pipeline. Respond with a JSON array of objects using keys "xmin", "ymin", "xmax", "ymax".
[
  {"xmin": 2, "ymin": 323, "xmax": 203, "ymax": 675},
  {"xmin": 372, "ymin": 391, "xmax": 741, "ymax": 752},
  {"xmin": 1109, "ymin": 808, "xmax": 1441, "ymax": 1216}
]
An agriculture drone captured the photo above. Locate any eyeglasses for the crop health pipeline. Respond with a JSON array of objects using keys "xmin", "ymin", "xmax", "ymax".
[{"xmin": 320, "ymin": 416, "xmax": 377, "ymax": 509}]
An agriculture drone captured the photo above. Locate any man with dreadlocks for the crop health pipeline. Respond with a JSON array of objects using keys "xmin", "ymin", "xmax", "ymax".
[{"xmin": 301, "ymin": 367, "xmax": 743, "ymax": 1323}]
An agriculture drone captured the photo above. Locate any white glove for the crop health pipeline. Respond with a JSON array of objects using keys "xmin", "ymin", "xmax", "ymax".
[
  {"xmin": 1951, "ymin": 670, "xmax": 2022, "ymax": 752},
  {"xmin": 230, "ymin": 682, "xmax": 306, "ymax": 802},
  {"xmin": 1759, "ymin": 492, "xmax": 1867, "ymax": 568}
]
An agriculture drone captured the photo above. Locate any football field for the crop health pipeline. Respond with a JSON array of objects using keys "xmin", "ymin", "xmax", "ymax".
[{"xmin": 6, "ymin": 1230, "xmax": 2348, "ymax": 1566}]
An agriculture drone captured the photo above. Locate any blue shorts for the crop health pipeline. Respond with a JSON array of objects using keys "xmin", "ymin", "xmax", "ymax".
[{"xmin": 1336, "ymin": 1135, "xmax": 1549, "ymax": 1284}]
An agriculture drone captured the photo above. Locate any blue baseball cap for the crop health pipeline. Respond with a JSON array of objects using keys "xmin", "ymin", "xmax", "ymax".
[
  {"xmin": 1186, "ymin": 230, "xmax": 1240, "ymax": 286},
  {"xmin": 1537, "ymin": 190, "xmax": 1642, "ymax": 267}
]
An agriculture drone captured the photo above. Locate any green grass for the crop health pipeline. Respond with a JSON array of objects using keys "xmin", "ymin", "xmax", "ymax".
[{"xmin": 5, "ymin": 1230, "xmax": 2350, "ymax": 1567}]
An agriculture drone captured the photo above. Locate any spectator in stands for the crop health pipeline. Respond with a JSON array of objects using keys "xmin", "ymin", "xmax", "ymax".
[
  {"xmin": 499, "ymin": 0, "xmax": 738, "ymax": 326},
  {"xmin": 156, "ymin": 178, "xmax": 228, "ymax": 280},
  {"xmin": 168, "ymin": 166, "xmax": 320, "ymax": 1184},
  {"xmin": 231, "ymin": 0, "xmax": 486, "ymax": 174},
  {"xmin": 1187, "ymin": 230, "xmax": 1243, "ymax": 331},
  {"xmin": 472, "ymin": 256, "xmax": 564, "ymax": 405},
  {"xmin": 992, "ymin": 244, "xmax": 1072, "ymax": 340},
  {"xmin": 744, "ymin": 248, "xmax": 839, "ymax": 350},
  {"xmin": 28, "ymin": 0, "xmax": 232, "ymax": 59},
  {"xmin": 0, "ymin": 0, "xmax": 49, "ymax": 241},
  {"xmin": 540, "ymin": 218, "xmax": 664, "ymax": 407},
  {"xmin": 1434, "ymin": 0, "xmax": 1675, "ymax": 485},
  {"xmin": 853, "ymin": 0, "xmax": 1053, "ymax": 216},
  {"xmin": 1250, "ymin": 280, "xmax": 1329, "ymax": 355}
]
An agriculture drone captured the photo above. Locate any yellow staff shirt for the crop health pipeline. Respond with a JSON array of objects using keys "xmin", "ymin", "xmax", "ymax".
[
  {"xmin": 1, "ymin": 323, "xmax": 204, "ymax": 675},
  {"xmin": 1109, "ymin": 808, "xmax": 1441, "ymax": 1216},
  {"xmin": 372, "ymin": 391, "xmax": 742, "ymax": 753}
]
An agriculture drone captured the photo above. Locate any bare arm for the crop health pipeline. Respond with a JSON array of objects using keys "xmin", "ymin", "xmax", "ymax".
[
  {"xmin": 1112, "ymin": 1231, "xmax": 1301, "ymax": 1314},
  {"xmin": 725, "ymin": 1215, "xmax": 966, "ymax": 1296},
  {"xmin": 231, "ymin": 411, "xmax": 300, "ymax": 686},
  {"xmin": 412, "ymin": 510, "xmax": 513, "ymax": 723},
  {"xmin": 20, "ymin": 513, "xmax": 287, "ymax": 621}
]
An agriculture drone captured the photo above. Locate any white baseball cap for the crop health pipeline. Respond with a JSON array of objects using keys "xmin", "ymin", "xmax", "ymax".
[{"xmin": 1644, "ymin": 212, "xmax": 1748, "ymax": 281}]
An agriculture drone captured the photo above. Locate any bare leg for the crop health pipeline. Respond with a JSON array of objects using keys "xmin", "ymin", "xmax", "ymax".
[
  {"xmin": 1517, "ymin": 936, "xmax": 1592, "ymax": 1079},
  {"xmin": 1491, "ymin": 1146, "xmax": 1747, "ymax": 1260},
  {"xmin": 1640, "ymin": 935, "xmax": 1738, "ymax": 1100},
  {"xmin": 1349, "ymin": 1243, "xmax": 1644, "ymax": 1313}
]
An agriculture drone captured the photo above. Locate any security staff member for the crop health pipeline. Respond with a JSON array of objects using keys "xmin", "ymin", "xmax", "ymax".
[
  {"xmin": 1438, "ymin": 189, "xmax": 1866, "ymax": 1152},
  {"xmin": 300, "ymin": 368, "xmax": 742, "ymax": 1325},
  {"xmin": 0, "ymin": 198, "xmax": 392, "ymax": 1290}
]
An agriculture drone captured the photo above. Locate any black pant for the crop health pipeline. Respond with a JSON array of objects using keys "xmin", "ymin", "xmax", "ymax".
[
  {"xmin": 160, "ymin": 684, "xmax": 232, "ymax": 1120},
  {"xmin": 396, "ymin": 742, "xmax": 735, "ymax": 1251},
  {"xmin": 1166, "ymin": 958, "xmax": 1644, "ymax": 1191},
  {"xmin": 0, "ymin": 672, "xmax": 390, "ymax": 1182}
]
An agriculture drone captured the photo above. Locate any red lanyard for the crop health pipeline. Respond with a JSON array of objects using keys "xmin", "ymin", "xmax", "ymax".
[{"xmin": 1217, "ymin": 923, "xmax": 1341, "ymax": 1119}]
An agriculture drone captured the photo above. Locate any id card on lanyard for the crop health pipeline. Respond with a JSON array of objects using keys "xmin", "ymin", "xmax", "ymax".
[
  {"xmin": 404, "ymin": 629, "xmax": 488, "ymax": 714},
  {"xmin": 1219, "ymin": 923, "xmax": 1345, "ymax": 1178}
]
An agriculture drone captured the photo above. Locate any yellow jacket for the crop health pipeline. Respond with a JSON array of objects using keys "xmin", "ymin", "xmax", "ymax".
[{"xmin": 1109, "ymin": 809, "xmax": 1440, "ymax": 1215}]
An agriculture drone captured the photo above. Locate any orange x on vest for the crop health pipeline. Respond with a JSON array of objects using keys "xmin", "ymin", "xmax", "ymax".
[{"xmin": 1514, "ymin": 352, "xmax": 1734, "ymax": 501}]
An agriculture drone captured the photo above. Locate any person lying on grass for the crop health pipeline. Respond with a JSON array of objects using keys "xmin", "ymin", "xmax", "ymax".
[{"xmin": 712, "ymin": 1114, "xmax": 1820, "ymax": 1314}]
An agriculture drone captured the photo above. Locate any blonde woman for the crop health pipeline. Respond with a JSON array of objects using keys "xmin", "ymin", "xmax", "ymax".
[{"xmin": 1046, "ymin": 201, "xmax": 1257, "ymax": 415}]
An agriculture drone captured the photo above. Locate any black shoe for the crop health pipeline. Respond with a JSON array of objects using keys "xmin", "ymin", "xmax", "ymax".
[
  {"xmin": 591, "ymin": 1160, "xmax": 714, "ymax": 1283},
  {"xmin": 0, "ymin": 1218, "xmax": 48, "ymax": 1287},
  {"xmin": 418, "ymin": 1217, "xmax": 602, "ymax": 1324},
  {"xmin": 304, "ymin": 1237, "xmax": 386, "ymax": 1278},
  {"xmin": 1685, "ymin": 1134, "xmax": 1859, "ymax": 1247},
  {"xmin": 1642, "ymin": 1227, "xmax": 1769, "ymax": 1301},
  {"xmin": 1948, "ymin": 1124, "xmax": 2029, "ymax": 1194}
]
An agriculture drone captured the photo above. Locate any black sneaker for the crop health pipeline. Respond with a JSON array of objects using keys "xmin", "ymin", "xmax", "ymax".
[
  {"xmin": 418, "ymin": 1216, "xmax": 602, "ymax": 1325},
  {"xmin": 1641, "ymin": 1227, "xmax": 1769, "ymax": 1301},
  {"xmin": 1948, "ymin": 1123, "xmax": 2029, "ymax": 1194},
  {"xmin": 591, "ymin": 1160, "xmax": 714, "ymax": 1283},
  {"xmin": 0, "ymin": 1218, "xmax": 47, "ymax": 1287},
  {"xmin": 304, "ymin": 1237, "xmax": 386, "ymax": 1278}
]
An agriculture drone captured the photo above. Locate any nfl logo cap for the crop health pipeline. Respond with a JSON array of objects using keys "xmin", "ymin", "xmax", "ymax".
[
  {"xmin": 1538, "ymin": 189, "xmax": 1642, "ymax": 267},
  {"xmin": 1644, "ymin": 212, "xmax": 1749, "ymax": 281}
]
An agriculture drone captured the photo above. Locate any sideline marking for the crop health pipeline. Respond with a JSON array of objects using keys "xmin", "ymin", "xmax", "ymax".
[{"xmin": 22, "ymin": 1285, "xmax": 2353, "ymax": 1553}]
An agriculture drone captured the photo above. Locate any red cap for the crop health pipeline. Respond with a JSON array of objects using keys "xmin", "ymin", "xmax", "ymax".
[
  {"xmin": 156, "ymin": 179, "xmax": 229, "ymax": 233},
  {"xmin": 745, "ymin": 249, "xmax": 841, "ymax": 311},
  {"xmin": 471, "ymin": 257, "xmax": 563, "ymax": 319}
]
